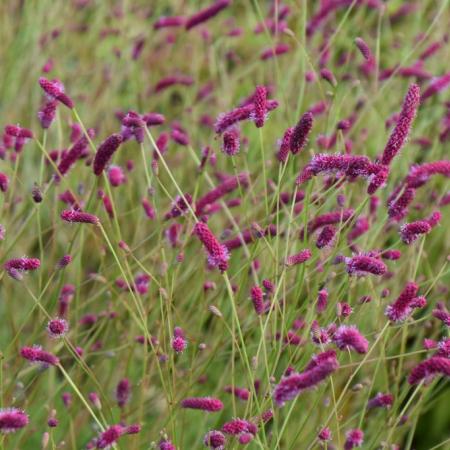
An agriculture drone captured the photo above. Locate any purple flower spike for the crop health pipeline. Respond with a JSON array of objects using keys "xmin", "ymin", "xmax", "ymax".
[
  {"xmin": 0, "ymin": 408, "xmax": 29, "ymax": 434},
  {"xmin": 180, "ymin": 397, "xmax": 223, "ymax": 412},
  {"xmin": 381, "ymin": 84, "xmax": 420, "ymax": 166}
]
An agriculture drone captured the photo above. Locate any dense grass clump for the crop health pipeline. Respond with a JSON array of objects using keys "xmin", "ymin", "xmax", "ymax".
[{"xmin": 0, "ymin": 1, "xmax": 449, "ymax": 449}]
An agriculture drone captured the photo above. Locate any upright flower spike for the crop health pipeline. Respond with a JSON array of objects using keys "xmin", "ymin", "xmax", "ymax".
[
  {"xmin": 180, "ymin": 397, "xmax": 224, "ymax": 412},
  {"xmin": 333, "ymin": 325, "xmax": 368, "ymax": 354},
  {"xmin": 38, "ymin": 100, "xmax": 57, "ymax": 129},
  {"xmin": 290, "ymin": 112, "xmax": 313, "ymax": 154},
  {"xmin": 0, "ymin": 173, "xmax": 9, "ymax": 193},
  {"xmin": 171, "ymin": 327, "xmax": 187, "ymax": 353},
  {"xmin": 316, "ymin": 225, "xmax": 336, "ymax": 249},
  {"xmin": 250, "ymin": 285, "xmax": 264, "ymax": 315},
  {"xmin": 57, "ymin": 129, "xmax": 95, "ymax": 178},
  {"xmin": 276, "ymin": 127, "xmax": 293, "ymax": 163},
  {"xmin": 185, "ymin": 0, "xmax": 231, "ymax": 30},
  {"xmin": 381, "ymin": 84, "xmax": 420, "ymax": 166},
  {"xmin": 193, "ymin": 221, "xmax": 229, "ymax": 272},
  {"xmin": 253, "ymin": 85, "xmax": 267, "ymax": 128},
  {"xmin": 93, "ymin": 134, "xmax": 123, "ymax": 176},
  {"xmin": 0, "ymin": 408, "xmax": 29, "ymax": 434},
  {"xmin": 221, "ymin": 127, "xmax": 240, "ymax": 156},
  {"xmin": 116, "ymin": 378, "xmax": 131, "ymax": 408}
]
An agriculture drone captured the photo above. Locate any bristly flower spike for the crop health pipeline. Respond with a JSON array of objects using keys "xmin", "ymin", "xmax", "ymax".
[
  {"xmin": 47, "ymin": 318, "xmax": 69, "ymax": 338},
  {"xmin": 193, "ymin": 221, "xmax": 229, "ymax": 272},
  {"xmin": 0, "ymin": 408, "xmax": 29, "ymax": 434},
  {"xmin": 250, "ymin": 285, "xmax": 264, "ymax": 315},
  {"xmin": 290, "ymin": 112, "xmax": 313, "ymax": 154},
  {"xmin": 61, "ymin": 209, "xmax": 100, "ymax": 225},
  {"xmin": 180, "ymin": 397, "xmax": 224, "ymax": 412},
  {"xmin": 93, "ymin": 134, "xmax": 123, "ymax": 176},
  {"xmin": 185, "ymin": 0, "xmax": 231, "ymax": 30},
  {"xmin": 381, "ymin": 84, "xmax": 420, "ymax": 166},
  {"xmin": 344, "ymin": 429, "xmax": 364, "ymax": 449},
  {"xmin": 253, "ymin": 85, "xmax": 267, "ymax": 128},
  {"xmin": 333, "ymin": 325, "xmax": 368, "ymax": 354}
]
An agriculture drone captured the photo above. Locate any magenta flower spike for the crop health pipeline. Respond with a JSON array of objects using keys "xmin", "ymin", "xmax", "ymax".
[
  {"xmin": 367, "ymin": 392, "xmax": 394, "ymax": 409},
  {"xmin": 185, "ymin": 0, "xmax": 231, "ymax": 30},
  {"xmin": 47, "ymin": 318, "xmax": 69, "ymax": 338},
  {"xmin": 385, "ymin": 282, "xmax": 423, "ymax": 322},
  {"xmin": 354, "ymin": 37, "xmax": 374, "ymax": 63},
  {"xmin": 38, "ymin": 77, "xmax": 74, "ymax": 109},
  {"xmin": 221, "ymin": 127, "xmax": 240, "ymax": 156},
  {"xmin": 381, "ymin": 84, "xmax": 420, "ymax": 166},
  {"xmin": 344, "ymin": 429, "xmax": 364, "ymax": 450},
  {"xmin": 408, "ymin": 357, "xmax": 450, "ymax": 384},
  {"xmin": 285, "ymin": 249, "xmax": 312, "ymax": 266},
  {"xmin": 93, "ymin": 134, "xmax": 123, "ymax": 176},
  {"xmin": 61, "ymin": 209, "xmax": 100, "ymax": 225},
  {"xmin": 0, "ymin": 408, "xmax": 29, "ymax": 434},
  {"xmin": 192, "ymin": 221, "xmax": 229, "ymax": 272},
  {"xmin": 203, "ymin": 430, "xmax": 226, "ymax": 449},
  {"xmin": 333, "ymin": 325, "xmax": 368, "ymax": 354},
  {"xmin": 273, "ymin": 350, "xmax": 339, "ymax": 406},
  {"xmin": 253, "ymin": 85, "xmax": 267, "ymax": 128},
  {"xmin": 4, "ymin": 257, "xmax": 40, "ymax": 274},
  {"xmin": 344, "ymin": 254, "xmax": 387, "ymax": 277},
  {"xmin": 180, "ymin": 397, "xmax": 223, "ymax": 412},
  {"xmin": 290, "ymin": 112, "xmax": 313, "ymax": 154},
  {"xmin": 116, "ymin": 378, "xmax": 131, "ymax": 408},
  {"xmin": 250, "ymin": 285, "xmax": 264, "ymax": 315},
  {"xmin": 195, "ymin": 172, "xmax": 249, "ymax": 214},
  {"xmin": 20, "ymin": 345, "xmax": 59, "ymax": 367}
]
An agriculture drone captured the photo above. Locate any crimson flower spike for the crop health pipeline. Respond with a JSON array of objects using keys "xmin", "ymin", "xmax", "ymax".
[
  {"xmin": 185, "ymin": 0, "xmax": 231, "ymax": 30},
  {"xmin": 61, "ymin": 209, "xmax": 100, "ymax": 225},
  {"xmin": 354, "ymin": 37, "xmax": 374, "ymax": 63},
  {"xmin": 38, "ymin": 77, "xmax": 74, "ymax": 109},
  {"xmin": 381, "ymin": 83, "xmax": 420, "ymax": 166},
  {"xmin": 180, "ymin": 397, "xmax": 224, "ymax": 412},
  {"xmin": 253, "ymin": 85, "xmax": 267, "ymax": 128},
  {"xmin": 290, "ymin": 112, "xmax": 313, "ymax": 154},
  {"xmin": 93, "ymin": 134, "xmax": 123, "ymax": 176},
  {"xmin": 0, "ymin": 408, "xmax": 29, "ymax": 434},
  {"xmin": 193, "ymin": 221, "xmax": 229, "ymax": 272}
]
